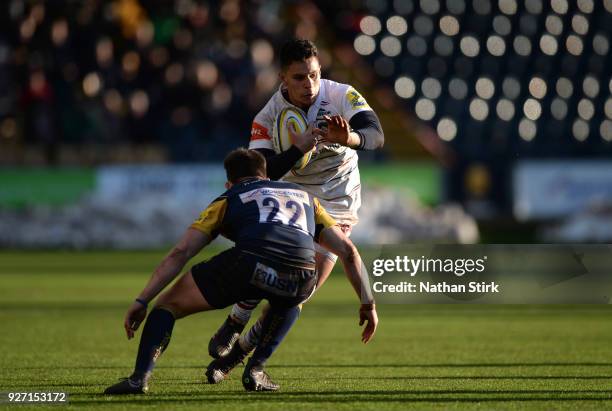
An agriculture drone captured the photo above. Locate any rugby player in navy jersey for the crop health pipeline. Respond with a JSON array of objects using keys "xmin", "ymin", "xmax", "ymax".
[
  {"xmin": 207, "ymin": 39, "xmax": 384, "ymax": 370},
  {"xmin": 103, "ymin": 149, "xmax": 377, "ymax": 394}
]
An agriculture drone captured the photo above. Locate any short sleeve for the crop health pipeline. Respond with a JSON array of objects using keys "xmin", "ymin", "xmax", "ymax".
[
  {"xmin": 314, "ymin": 197, "xmax": 337, "ymax": 228},
  {"xmin": 249, "ymin": 104, "xmax": 275, "ymax": 151},
  {"xmin": 190, "ymin": 197, "xmax": 228, "ymax": 238},
  {"xmin": 340, "ymin": 86, "xmax": 373, "ymax": 121}
]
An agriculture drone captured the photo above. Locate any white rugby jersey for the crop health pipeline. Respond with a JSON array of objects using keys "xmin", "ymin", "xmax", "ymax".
[{"xmin": 249, "ymin": 79, "xmax": 373, "ymax": 224}]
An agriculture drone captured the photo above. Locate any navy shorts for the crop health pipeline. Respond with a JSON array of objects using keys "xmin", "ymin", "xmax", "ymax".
[{"xmin": 191, "ymin": 248, "xmax": 317, "ymax": 309}]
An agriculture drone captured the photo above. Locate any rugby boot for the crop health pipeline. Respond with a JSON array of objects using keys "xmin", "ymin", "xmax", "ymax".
[
  {"xmin": 242, "ymin": 362, "xmax": 280, "ymax": 392},
  {"xmin": 103, "ymin": 376, "xmax": 148, "ymax": 395},
  {"xmin": 205, "ymin": 343, "xmax": 249, "ymax": 384},
  {"xmin": 208, "ymin": 315, "xmax": 246, "ymax": 359}
]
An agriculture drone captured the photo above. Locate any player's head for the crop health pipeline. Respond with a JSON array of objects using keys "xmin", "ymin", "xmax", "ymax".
[
  {"xmin": 279, "ymin": 39, "xmax": 321, "ymax": 110},
  {"xmin": 223, "ymin": 148, "xmax": 267, "ymax": 186}
]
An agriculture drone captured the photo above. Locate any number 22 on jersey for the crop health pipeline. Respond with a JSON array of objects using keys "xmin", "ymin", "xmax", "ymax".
[{"xmin": 239, "ymin": 188, "xmax": 309, "ymax": 233}]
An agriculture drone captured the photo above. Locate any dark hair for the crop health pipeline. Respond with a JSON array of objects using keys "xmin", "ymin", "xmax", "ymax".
[
  {"xmin": 223, "ymin": 148, "xmax": 267, "ymax": 183},
  {"xmin": 279, "ymin": 39, "xmax": 319, "ymax": 70}
]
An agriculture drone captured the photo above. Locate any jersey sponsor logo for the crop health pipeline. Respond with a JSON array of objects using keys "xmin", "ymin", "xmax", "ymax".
[
  {"xmin": 346, "ymin": 88, "xmax": 369, "ymax": 110},
  {"xmin": 251, "ymin": 263, "xmax": 299, "ymax": 297},
  {"xmin": 251, "ymin": 122, "xmax": 271, "ymax": 141}
]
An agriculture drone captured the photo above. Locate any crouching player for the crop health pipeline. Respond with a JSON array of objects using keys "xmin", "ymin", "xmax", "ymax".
[{"xmin": 103, "ymin": 149, "xmax": 377, "ymax": 394}]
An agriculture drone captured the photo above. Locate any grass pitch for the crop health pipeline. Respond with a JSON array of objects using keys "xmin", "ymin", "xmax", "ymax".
[{"xmin": 1, "ymin": 250, "xmax": 612, "ymax": 410}]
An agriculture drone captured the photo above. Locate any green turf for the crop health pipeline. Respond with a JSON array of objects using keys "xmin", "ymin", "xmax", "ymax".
[{"xmin": 1, "ymin": 250, "xmax": 612, "ymax": 410}]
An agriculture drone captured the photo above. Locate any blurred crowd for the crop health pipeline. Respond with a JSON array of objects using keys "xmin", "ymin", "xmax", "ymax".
[{"xmin": 0, "ymin": 0, "xmax": 329, "ymax": 163}]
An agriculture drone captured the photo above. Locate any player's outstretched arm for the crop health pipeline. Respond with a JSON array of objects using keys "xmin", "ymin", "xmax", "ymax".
[
  {"xmin": 124, "ymin": 228, "xmax": 211, "ymax": 339},
  {"xmin": 318, "ymin": 226, "xmax": 378, "ymax": 343}
]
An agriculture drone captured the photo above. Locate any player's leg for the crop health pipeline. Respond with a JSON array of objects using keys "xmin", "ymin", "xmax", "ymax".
[
  {"xmin": 235, "ymin": 250, "xmax": 335, "ymax": 355},
  {"xmin": 242, "ymin": 304, "xmax": 302, "ymax": 391},
  {"xmin": 208, "ymin": 299, "xmax": 260, "ymax": 358},
  {"xmin": 105, "ymin": 270, "xmax": 214, "ymax": 394}
]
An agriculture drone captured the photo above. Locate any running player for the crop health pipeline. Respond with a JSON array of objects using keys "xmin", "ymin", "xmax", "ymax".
[
  {"xmin": 103, "ymin": 149, "xmax": 377, "ymax": 394},
  {"xmin": 207, "ymin": 39, "xmax": 384, "ymax": 370}
]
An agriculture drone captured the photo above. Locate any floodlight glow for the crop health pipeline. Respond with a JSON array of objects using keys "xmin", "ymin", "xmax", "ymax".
[
  {"xmin": 566, "ymin": 35, "xmax": 584, "ymax": 56},
  {"xmin": 545, "ymin": 15, "xmax": 563, "ymax": 36},
  {"xmin": 593, "ymin": 34, "xmax": 609, "ymax": 56},
  {"xmin": 583, "ymin": 76, "xmax": 600, "ymax": 98},
  {"xmin": 407, "ymin": 36, "xmax": 428, "ymax": 56},
  {"xmin": 525, "ymin": 0, "xmax": 543, "ymax": 14},
  {"xmin": 551, "ymin": 0, "xmax": 568, "ymax": 14},
  {"xmin": 514, "ymin": 35, "xmax": 532, "ymax": 56},
  {"xmin": 395, "ymin": 76, "xmax": 416, "ymax": 98},
  {"xmin": 502, "ymin": 77, "xmax": 521, "ymax": 99},
  {"xmin": 523, "ymin": 98, "xmax": 542, "ymax": 120},
  {"xmin": 540, "ymin": 34, "xmax": 558, "ymax": 56},
  {"xmin": 601, "ymin": 120, "xmax": 612, "ymax": 141},
  {"xmin": 354, "ymin": 35, "xmax": 376, "ymax": 55},
  {"xmin": 381, "ymin": 36, "xmax": 402, "ymax": 57},
  {"xmin": 476, "ymin": 77, "xmax": 495, "ymax": 99},
  {"xmin": 486, "ymin": 35, "xmax": 506, "ymax": 56},
  {"xmin": 577, "ymin": 0, "xmax": 594, "ymax": 13},
  {"xmin": 440, "ymin": 15, "xmax": 460, "ymax": 36},
  {"xmin": 437, "ymin": 118, "xmax": 457, "ymax": 141},
  {"xmin": 577, "ymin": 98, "xmax": 595, "ymax": 121},
  {"xmin": 496, "ymin": 99, "xmax": 515, "ymax": 121},
  {"xmin": 414, "ymin": 15, "xmax": 434, "ymax": 36},
  {"xmin": 529, "ymin": 77, "xmax": 547, "ymax": 99},
  {"xmin": 499, "ymin": 0, "xmax": 517, "ymax": 15},
  {"xmin": 449, "ymin": 78, "xmax": 468, "ymax": 99},
  {"xmin": 605, "ymin": 98, "xmax": 612, "ymax": 119},
  {"xmin": 572, "ymin": 14, "xmax": 589, "ymax": 36},
  {"xmin": 447, "ymin": 0, "xmax": 466, "ymax": 14},
  {"xmin": 387, "ymin": 16, "xmax": 408, "ymax": 36},
  {"xmin": 473, "ymin": 0, "xmax": 491, "ymax": 15},
  {"xmin": 360, "ymin": 16, "xmax": 382, "ymax": 36},
  {"xmin": 422, "ymin": 78, "xmax": 442, "ymax": 99},
  {"xmin": 493, "ymin": 16, "xmax": 512, "ymax": 36},
  {"xmin": 572, "ymin": 119, "xmax": 589, "ymax": 141},
  {"xmin": 415, "ymin": 98, "xmax": 436, "ymax": 120},
  {"xmin": 434, "ymin": 35, "xmax": 454, "ymax": 56},
  {"xmin": 551, "ymin": 98, "xmax": 568, "ymax": 120},
  {"xmin": 420, "ymin": 0, "xmax": 440, "ymax": 14},
  {"xmin": 518, "ymin": 118, "xmax": 537, "ymax": 141},
  {"xmin": 469, "ymin": 98, "xmax": 489, "ymax": 121},
  {"xmin": 394, "ymin": 0, "xmax": 414, "ymax": 14},
  {"xmin": 556, "ymin": 77, "xmax": 573, "ymax": 98},
  {"xmin": 460, "ymin": 36, "xmax": 480, "ymax": 57}
]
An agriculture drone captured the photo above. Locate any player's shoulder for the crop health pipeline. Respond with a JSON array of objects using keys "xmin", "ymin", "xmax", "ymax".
[
  {"xmin": 254, "ymin": 87, "xmax": 285, "ymax": 120},
  {"xmin": 321, "ymin": 78, "xmax": 353, "ymax": 97},
  {"xmin": 322, "ymin": 79, "xmax": 369, "ymax": 110}
]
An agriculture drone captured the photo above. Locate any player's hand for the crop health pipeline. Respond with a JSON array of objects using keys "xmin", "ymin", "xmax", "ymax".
[
  {"xmin": 359, "ymin": 303, "xmax": 378, "ymax": 344},
  {"xmin": 124, "ymin": 301, "xmax": 147, "ymax": 340},
  {"xmin": 318, "ymin": 115, "xmax": 353, "ymax": 147},
  {"xmin": 289, "ymin": 123, "xmax": 318, "ymax": 153}
]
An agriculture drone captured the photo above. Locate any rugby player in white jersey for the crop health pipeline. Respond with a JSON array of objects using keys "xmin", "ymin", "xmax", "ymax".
[{"xmin": 205, "ymin": 39, "xmax": 384, "ymax": 380}]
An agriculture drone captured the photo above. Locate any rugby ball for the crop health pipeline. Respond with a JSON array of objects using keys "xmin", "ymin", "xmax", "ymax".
[{"xmin": 272, "ymin": 107, "xmax": 313, "ymax": 170}]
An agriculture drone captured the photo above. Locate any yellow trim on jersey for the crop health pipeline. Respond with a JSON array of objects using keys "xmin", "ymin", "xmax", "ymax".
[
  {"xmin": 190, "ymin": 198, "xmax": 228, "ymax": 237},
  {"xmin": 313, "ymin": 197, "xmax": 337, "ymax": 228}
]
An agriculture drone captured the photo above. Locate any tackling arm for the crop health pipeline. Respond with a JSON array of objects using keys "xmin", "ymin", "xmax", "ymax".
[
  {"xmin": 318, "ymin": 226, "xmax": 378, "ymax": 343},
  {"xmin": 135, "ymin": 228, "xmax": 211, "ymax": 304}
]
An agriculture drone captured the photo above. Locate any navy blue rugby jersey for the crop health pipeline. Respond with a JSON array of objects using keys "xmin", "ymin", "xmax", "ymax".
[{"xmin": 190, "ymin": 178, "xmax": 336, "ymax": 269}]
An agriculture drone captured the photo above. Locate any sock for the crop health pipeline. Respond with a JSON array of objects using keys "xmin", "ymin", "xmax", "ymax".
[
  {"xmin": 238, "ymin": 317, "xmax": 263, "ymax": 352},
  {"xmin": 248, "ymin": 305, "xmax": 301, "ymax": 367},
  {"xmin": 230, "ymin": 299, "xmax": 260, "ymax": 325},
  {"xmin": 132, "ymin": 307, "xmax": 176, "ymax": 382}
]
